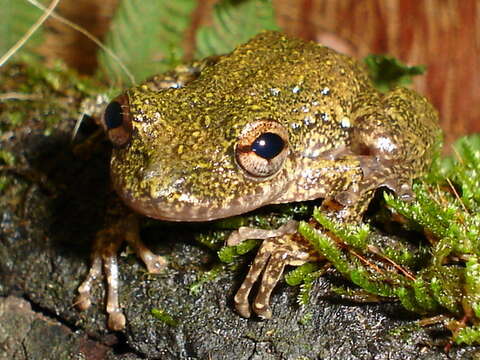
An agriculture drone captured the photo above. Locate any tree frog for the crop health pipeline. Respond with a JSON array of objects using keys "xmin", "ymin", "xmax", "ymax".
[{"xmin": 76, "ymin": 31, "xmax": 442, "ymax": 330}]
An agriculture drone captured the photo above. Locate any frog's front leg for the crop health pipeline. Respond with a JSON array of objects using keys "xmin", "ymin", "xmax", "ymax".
[{"xmin": 76, "ymin": 209, "xmax": 166, "ymax": 330}]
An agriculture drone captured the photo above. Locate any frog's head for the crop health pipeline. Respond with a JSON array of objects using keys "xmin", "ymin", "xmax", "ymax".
[{"xmin": 100, "ymin": 85, "xmax": 300, "ymax": 222}]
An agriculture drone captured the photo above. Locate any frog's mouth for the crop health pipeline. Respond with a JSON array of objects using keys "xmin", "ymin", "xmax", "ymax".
[
  {"xmin": 111, "ymin": 171, "xmax": 289, "ymax": 222},
  {"xmin": 125, "ymin": 197, "xmax": 259, "ymax": 222},
  {"xmin": 115, "ymin": 189, "xmax": 280, "ymax": 222}
]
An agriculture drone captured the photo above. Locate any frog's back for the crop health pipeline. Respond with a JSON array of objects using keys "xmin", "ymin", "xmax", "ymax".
[
  {"xmin": 190, "ymin": 31, "xmax": 376, "ymax": 156},
  {"xmin": 200, "ymin": 31, "xmax": 372, "ymax": 106}
]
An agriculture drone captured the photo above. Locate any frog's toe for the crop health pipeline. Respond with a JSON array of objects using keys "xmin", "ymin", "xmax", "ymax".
[
  {"xmin": 75, "ymin": 293, "xmax": 91, "ymax": 311},
  {"xmin": 233, "ymin": 244, "xmax": 272, "ymax": 318},
  {"xmin": 252, "ymin": 301, "xmax": 272, "ymax": 319},
  {"xmin": 108, "ymin": 311, "xmax": 126, "ymax": 331},
  {"xmin": 124, "ymin": 214, "xmax": 167, "ymax": 274},
  {"xmin": 250, "ymin": 249, "xmax": 289, "ymax": 318},
  {"xmin": 75, "ymin": 256, "xmax": 102, "ymax": 311},
  {"xmin": 141, "ymin": 252, "xmax": 167, "ymax": 274},
  {"xmin": 234, "ymin": 291, "xmax": 252, "ymax": 318},
  {"xmin": 235, "ymin": 233, "xmax": 316, "ymax": 319}
]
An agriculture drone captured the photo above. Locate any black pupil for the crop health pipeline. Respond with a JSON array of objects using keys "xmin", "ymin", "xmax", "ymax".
[
  {"xmin": 104, "ymin": 101, "xmax": 123, "ymax": 129},
  {"xmin": 251, "ymin": 132, "xmax": 284, "ymax": 159}
]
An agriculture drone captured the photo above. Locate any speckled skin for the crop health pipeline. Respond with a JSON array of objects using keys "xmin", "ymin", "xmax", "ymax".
[{"xmin": 77, "ymin": 31, "xmax": 442, "ymax": 328}]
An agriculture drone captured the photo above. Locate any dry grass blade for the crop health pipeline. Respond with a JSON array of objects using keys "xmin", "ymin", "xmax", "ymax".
[
  {"xmin": 446, "ymin": 177, "xmax": 469, "ymax": 214},
  {"xmin": 27, "ymin": 0, "xmax": 135, "ymax": 84},
  {"xmin": 0, "ymin": 0, "xmax": 60, "ymax": 67}
]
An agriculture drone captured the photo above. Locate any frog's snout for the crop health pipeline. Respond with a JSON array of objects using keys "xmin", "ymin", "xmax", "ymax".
[{"xmin": 102, "ymin": 94, "xmax": 132, "ymax": 148}]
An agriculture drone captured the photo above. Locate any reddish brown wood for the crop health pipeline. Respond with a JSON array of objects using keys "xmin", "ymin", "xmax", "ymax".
[{"xmin": 275, "ymin": 0, "xmax": 480, "ymax": 148}]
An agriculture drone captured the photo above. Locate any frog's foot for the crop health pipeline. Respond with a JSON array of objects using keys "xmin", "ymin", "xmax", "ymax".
[
  {"xmin": 231, "ymin": 228, "xmax": 317, "ymax": 319},
  {"xmin": 75, "ymin": 229, "xmax": 127, "ymax": 330},
  {"xmin": 76, "ymin": 214, "xmax": 166, "ymax": 330}
]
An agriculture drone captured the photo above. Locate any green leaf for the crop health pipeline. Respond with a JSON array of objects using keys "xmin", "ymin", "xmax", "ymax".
[
  {"xmin": 0, "ymin": 0, "xmax": 45, "ymax": 61},
  {"xmin": 195, "ymin": 0, "xmax": 279, "ymax": 58},
  {"xmin": 98, "ymin": 0, "xmax": 196, "ymax": 85},
  {"xmin": 364, "ymin": 54, "xmax": 425, "ymax": 93}
]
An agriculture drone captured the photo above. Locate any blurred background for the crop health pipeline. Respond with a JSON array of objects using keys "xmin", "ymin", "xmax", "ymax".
[{"xmin": 3, "ymin": 0, "xmax": 479, "ymax": 148}]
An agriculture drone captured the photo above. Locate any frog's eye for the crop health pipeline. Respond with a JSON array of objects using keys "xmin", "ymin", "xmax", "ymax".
[
  {"xmin": 102, "ymin": 94, "xmax": 132, "ymax": 147},
  {"xmin": 235, "ymin": 120, "xmax": 289, "ymax": 178}
]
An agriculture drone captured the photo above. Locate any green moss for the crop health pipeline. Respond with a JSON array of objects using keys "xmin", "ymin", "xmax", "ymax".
[
  {"xmin": 0, "ymin": 59, "xmax": 109, "ymax": 140},
  {"xmin": 429, "ymin": 268, "xmax": 463, "ymax": 316},
  {"xmin": 464, "ymin": 256, "xmax": 480, "ymax": 318},
  {"xmin": 294, "ymin": 134, "xmax": 480, "ymax": 345},
  {"xmin": 388, "ymin": 322, "xmax": 422, "ymax": 341},
  {"xmin": 298, "ymin": 312, "xmax": 313, "ymax": 325},
  {"xmin": 195, "ymin": 230, "xmax": 230, "ymax": 250},
  {"xmin": 312, "ymin": 208, "xmax": 370, "ymax": 250},
  {"xmin": 412, "ymin": 278, "xmax": 438, "ymax": 312},
  {"xmin": 454, "ymin": 324, "xmax": 480, "ymax": 345},
  {"xmin": 189, "ymin": 263, "xmax": 226, "ymax": 295},
  {"xmin": 0, "ymin": 150, "xmax": 15, "ymax": 166},
  {"xmin": 218, "ymin": 239, "xmax": 260, "ymax": 264},
  {"xmin": 285, "ymin": 262, "xmax": 320, "ymax": 286},
  {"xmin": 151, "ymin": 308, "xmax": 178, "ymax": 327}
]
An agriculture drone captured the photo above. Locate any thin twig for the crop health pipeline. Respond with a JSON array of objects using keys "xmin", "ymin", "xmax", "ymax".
[
  {"xmin": 367, "ymin": 245, "xmax": 416, "ymax": 281},
  {"xmin": 0, "ymin": 0, "xmax": 60, "ymax": 67},
  {"xmin": 349, "ymin": 249, "xmax": 385, "ymax": 275},
  {"xmin": 26, "ymin": 0, "xmax": 136, "ymax": 84}
]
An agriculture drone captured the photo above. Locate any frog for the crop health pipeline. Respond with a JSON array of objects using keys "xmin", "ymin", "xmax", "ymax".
[{"xmin": 75, "ymin": 31, "xmax": 442, "ymax": 330}]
